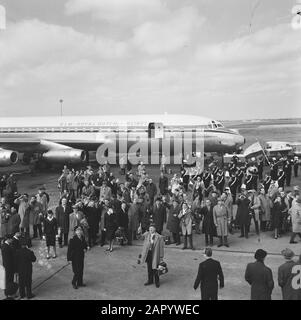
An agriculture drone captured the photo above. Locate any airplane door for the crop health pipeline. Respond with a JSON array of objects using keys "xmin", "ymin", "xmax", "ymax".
[{"xmin": 148, "ymin": 122, "xmax": 164, "ymax": 139}]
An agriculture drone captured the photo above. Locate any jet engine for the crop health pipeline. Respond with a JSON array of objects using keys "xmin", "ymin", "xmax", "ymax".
[
  {"xmin": 0, "ymin": 149, "xmax": 19, "ymax": 166},
  {"xmin": 41, "ymin": 149, "xmax": 87, "ymax": 164}
]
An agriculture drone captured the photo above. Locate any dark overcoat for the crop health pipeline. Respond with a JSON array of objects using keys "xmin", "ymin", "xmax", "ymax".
[
  {"xmin": 152, "ymin": 204, "xmax": 166, "ymax": 233},
  {"xmin": 200, "ymin": 206, "xmax": 216, "ymax": 236},
  {"xmin": 236, "ymin": 197, "xmax": 251, "ymax": 225},
  {"xmin": 245, "ymin": 261, "xmax": 274, "ymax": 300},
  {"xmin": 193, "ymin": 258, "xmax": 224, "ymax": 299},
  {"xmin": 55, "ymin": 205, "xmax": 72, "ymax": 233},
  {"xmin": 166, "ymin": 205, "xmax": 180, "ymax": 234},
  {"xmin": 15, "ymin": 247, "xmax": 36, "ymax": 285}
]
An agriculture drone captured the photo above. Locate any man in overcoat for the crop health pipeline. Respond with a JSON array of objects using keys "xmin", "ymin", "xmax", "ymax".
[
  {"xmin": 139, "ymin": 224, "xmax": 164, "ymax": 288},
  {"xmin": 278, "ymin": 248, "xmax": 301, "ymax": 300},
  {"xmin": 245, "ymin": 249, "xmax": 274, "ymax": 300},
  {"xmin": 166, "ymin": 199, "xmax": 181, "ymax": 245},
  {"xmin": 193, "ymin": 248, "xmax": 224, "ymax": 300},
  {"xmin": 236, "ymin": 191, "xmax": 251, "ymax": 239},
  {"xmin": 1, "ymin": 235, "xmax": 15, "ymax": 288},
  {"xmin": 128, "ymin": 198, "xmax": 140, "ymax": 245},
  {"xmin": 200, "ymin": 199, "xmax": 216, "ymax": 246},
  {"xmin": 15, "ymin": 237, "xmax": 36, "ymax": 299},
  {"xmin": 213, "ymin": 198, "xmax": 230, "ymax": 247},
  {"xmin": 152, "ymin": 197, "xmax": 166, "ymax": 235},
  {"xmin": 67, "ymin": 226, "xmax": 87, "ymax": 289},
  {"xmin": 55, "ymin": 197, "xmax": 72, "ymax": 247}
]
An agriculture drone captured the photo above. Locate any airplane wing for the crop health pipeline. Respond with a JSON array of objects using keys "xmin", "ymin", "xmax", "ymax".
[{"xmin": 0, "ymin": 138, "xmax": 75, "ymax": 153}]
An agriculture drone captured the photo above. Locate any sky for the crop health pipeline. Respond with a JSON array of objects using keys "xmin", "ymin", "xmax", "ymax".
[{"xmin": 0, "ymin": 0, "xmax": 300, "ymax": 120}]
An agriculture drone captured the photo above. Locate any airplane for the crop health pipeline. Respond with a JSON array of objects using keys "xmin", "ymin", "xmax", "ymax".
[{"xmin": 0, "ymin": 114, "xmax": 245, "ymax": 167}]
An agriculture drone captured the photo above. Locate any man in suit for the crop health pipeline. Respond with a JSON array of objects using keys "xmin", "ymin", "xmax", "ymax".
[
  {"xmin": 67, "ymin": 226, "xmax": 87, "ymax": 289},
  {"xmin": 15, "ymin": 237, "xmax": 36, "ymax": 299},
  {"xmin": 193, "ymin": 247, "xmax": 224, "ymax": 300},
  {"xmin": 1, "ymin": 235, "xmax": 15, "ymax": 288},
  {"xmin": 55, "ymin": 197, "xmax": 72, "ymax": 247},
  {"xmin": 245, "ymin": 249, "xmax": 274, "ymax": 300},
  {"xmin": 139, "ymin": 224, "xmax": 164, "ymax": 288},
  {"xmin": 152, "ymin": 197, "xmax": 166, "ymax": 235}
]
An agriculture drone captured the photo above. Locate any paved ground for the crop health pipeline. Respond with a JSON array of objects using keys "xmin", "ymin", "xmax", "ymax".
[
  {"xmin": 0, "ymin": 164, "xmax": 300, "ymax": 300},
  {"xmin": 1, "ymin": 231, "xmax": 300, "ymax": 300}
]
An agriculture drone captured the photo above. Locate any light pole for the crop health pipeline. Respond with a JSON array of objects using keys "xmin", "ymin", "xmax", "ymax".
[{"xmin": 59, "ymin": 99, "xmax": 63, "ymax": 116}]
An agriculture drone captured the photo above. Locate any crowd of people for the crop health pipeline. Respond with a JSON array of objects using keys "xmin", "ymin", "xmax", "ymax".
[{"xmin": 0, "ymin": 152, "xmax": 300, "ymax": 299}]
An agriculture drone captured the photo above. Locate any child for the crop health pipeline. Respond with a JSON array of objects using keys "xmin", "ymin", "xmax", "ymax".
[{"xmin": 44, "ymin": 210, "xmax": 58, "ymax": 259}]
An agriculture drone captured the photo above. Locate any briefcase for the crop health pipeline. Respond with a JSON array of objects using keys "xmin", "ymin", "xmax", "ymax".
[{"xmin": 157, "ymin": 261, "xmax": 168, "ymax": 276}]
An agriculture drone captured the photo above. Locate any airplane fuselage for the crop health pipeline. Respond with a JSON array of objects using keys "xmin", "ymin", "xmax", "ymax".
[{"xmin": 0, "ymin": 114, "xmax": 245, "ymax": 165}]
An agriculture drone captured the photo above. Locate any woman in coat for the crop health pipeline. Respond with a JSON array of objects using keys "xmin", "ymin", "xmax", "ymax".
[
  {"xmin": 44, "ymin": 210, "xmax": 58, "ymax": 259},
  {"xmin": 271, "ymin": 196, "xmax": 286, "ymax": 239},
  {"xmin": 200, "ymin": 199, "xmax": 216, "ymax": 246},
  {"xmin": 213, "ymin": 198, "xmax": 230, "ymax": 247},
  {"xmin": 104, "ymin": 207, "xmax": 117, "ymax": 252},
  {"xmin": 7, "ymin": 207, "xmax": 21, "ymax": 235},
  {"xmin": 289, "ymin": 197, "xmax": 301, "ymax": 243},
  {"xmin": 166, "ymin": 199, "xmax": 181, "ymax": 245},
  {"xmin": 0, "ymin": 206, "xmax": 10, "ymax": 240},
  {"xmin": 178, "ymin": 202, "xmax": 194, "ymax": 250}
]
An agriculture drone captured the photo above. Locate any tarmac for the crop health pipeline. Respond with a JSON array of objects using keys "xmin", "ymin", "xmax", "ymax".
[{"xmin": 1, "ymin": 229, "xmax": 300, "ymax": 300}]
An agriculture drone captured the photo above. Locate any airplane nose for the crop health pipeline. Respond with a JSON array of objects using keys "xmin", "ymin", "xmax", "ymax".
[{"xmin": 236, "ymin": 134, "xmax": 245, "ymax": 147}]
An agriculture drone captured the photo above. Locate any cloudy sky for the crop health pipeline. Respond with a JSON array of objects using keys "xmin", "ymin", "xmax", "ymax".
[{"xmin": 0, "ymin": 0, "xmax": 300, "ymax": 120}]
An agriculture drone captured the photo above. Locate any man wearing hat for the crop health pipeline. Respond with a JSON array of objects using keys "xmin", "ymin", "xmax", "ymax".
[
  {"xmin": 193, "ymin": 247, "xmax": 224, "ymax": 300},
  {"xmin": 245, "ymin": 249, "xmax": 274, "ymax": 300},
  {"xmin": 139, "ymin": 224, "xmax": 164, "ymax": 288},
  {"xmin": 15, "ymin": 237, "xmax": 36, "ymax": 299},
  {"xmin": 67, "ymin": 226, "xmax": 87, "ymax": 289},
  {"xmin": 278, "ymin": 248, "xmax": 300, "ymax": 300}
]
